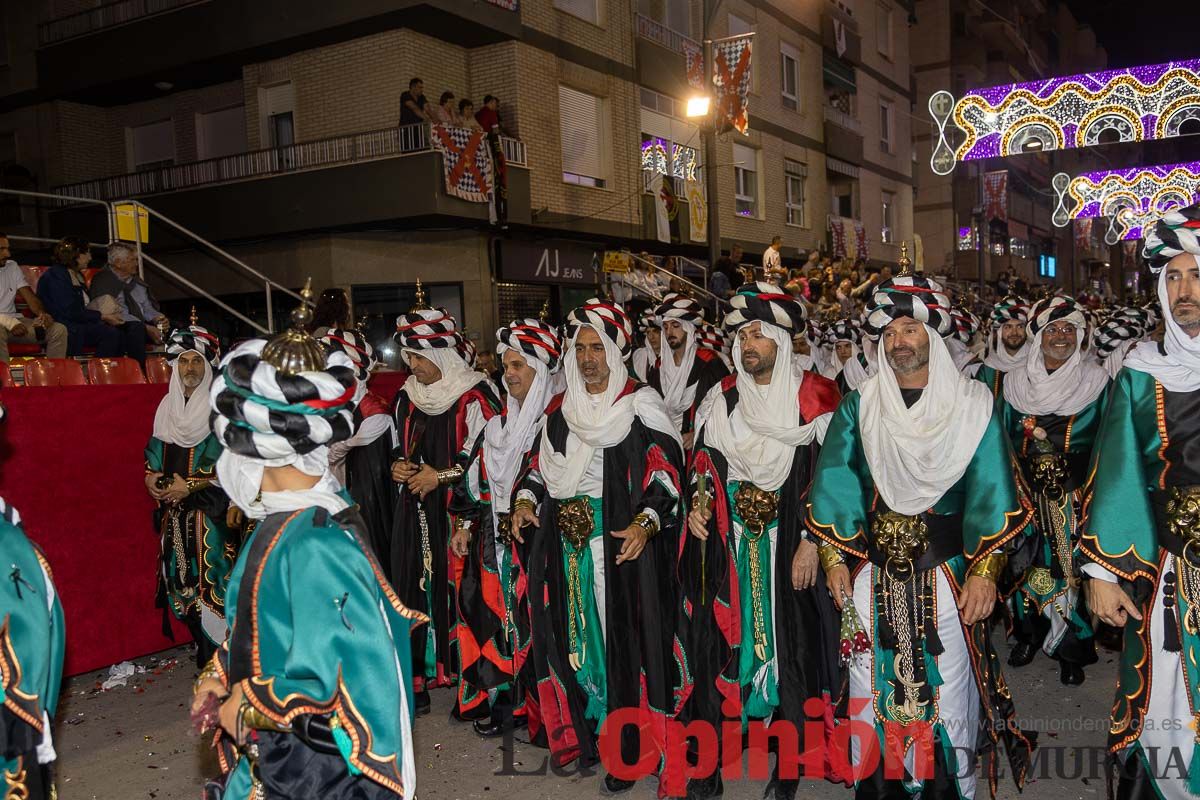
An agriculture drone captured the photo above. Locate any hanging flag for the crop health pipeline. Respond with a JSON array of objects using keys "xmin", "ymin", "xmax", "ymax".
[
  {"xmin": 1074, "ymin": 218, "xmax": 1093, "ymax": 251},
  {"xmin": 1122, "ymin": 239, "xmax": 1137, "ymax": 270},
  {"xmin": 686, "ymin": 179, "xmax": 707, "ymax": 243},
  {"xmin": 829, "ymin": 216, "xmax": 848, "ymax": 258},
  {"xmin": 853, "ymin": 220, "xmax": 869, "ymax": 260},
  {"xmin": 683, "ymin": 40, "xmax": 705, "ymax": 90},
  {"xmin": 713, "ymin": 35, "xmax": 753, "ymax": 135},
  {"xmin": 833, "ymin": 18, "xmax": 847, "ymax": 57},
  {"xmin": 983, "ymin": 171, "xmax": 1008, "ymax": 222},
  {"xmin": 652, "ymin": 173, "xmax": 678, "ymax": 243},
  {"xmin": 431, "ymin": 124, "xmax": 494, "ymax": 203}
]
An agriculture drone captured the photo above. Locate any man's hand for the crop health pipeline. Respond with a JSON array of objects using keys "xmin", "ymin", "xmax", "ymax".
[
  {"xmin": 35, "ymin": 312, "xmax": 53, "ymax": 328},
  {"xmin": 10, "ymin": 322, "xmax": 27, "ymax": 338},
  {"xmin": 226, "ymin": 506, "xmax": 244, "ymax": 529},
  {"xmin": 681, "ymin": 431, "xmax": 695, "ymax": 451},
  {"xmin": 826, "ymin": 564, "xmax": 852, "ymax": 610},
  {"xmin": 145, "ymin": 472, "xmax": 164, "ymax": 499},
  {"xmin": 510, "ymin": 505, "xmax": 537, "ymax": 544},
  {"xmin": 191, "ymin": 676, "xmax": 227, "ymax": 715},
  {"xmin": 612, "ymin": 523, "xmax": 649, "ymax": 564},
  {"xmin": 218, "ymin": 683, "xmax": 247, "ymax": 744},
  {"xmin": 146, "ymin": 324, "xmax": 163, "ymax": 345},
  {"xmin": 791, "ymin": 539, "xmax": 819, "ymax": 590},
  {"xmin": 406, "ymin": 464, "xmax": 439, "ymax": 499},
  {"xmin": 158, "ymin": 474, "xmax": 189, "ymax": 505},
  {"xmin": 391, "ymin": 459, "xmax": 417, "ymax": 483},
  {"xmin": 687, "ymin": 501, "xmax": 711, "ymax": 541},
  {"xmin": 1087, "ymin": 578, "xmax": 1143, "ymax": 627},
  {"xmin": 102, "ymin": 313, "xmax": 124, "ymax": 327},
  {"xmin": 957, "ymin": 575, "xmax": 997, "ymax": 625},
  {"xmin": 450, "ymin": 527, "xmax": 471, "ymax": 558}
]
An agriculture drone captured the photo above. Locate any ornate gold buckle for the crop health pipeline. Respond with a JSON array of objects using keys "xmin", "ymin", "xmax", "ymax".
[
  {"xmin": 872, "ymin": 511, "xmax": 928, "ymax": 582},
  {"xmin": 1029, "ymin": 450, "xmax": 1069, "ymax": 501},
  {"xmin": 557, "ymin": 498, "xmax": 594, "ymax": 552},
  {"xmin": 1166, "ymin": 486, "xmax": 1200, "ymax": 561},
  {"xmin": 733, "ymin": 484, "xmax": 779, "ymax": 540},
  {"xmin": 497, "ymin": 512, "xmax": 513, "ymax": 546}
]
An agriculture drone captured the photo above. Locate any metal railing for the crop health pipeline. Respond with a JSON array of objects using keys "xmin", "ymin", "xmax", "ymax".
[
  {"xmin": 39, "ymin": 0, "xmax": 208, "ymax": 46},
  {"xmin": 823, "ymin": 105, "xmax": 863, "ymax": 135},
  {"xmin": 626, "ymin": 253, "xmax": 730, "ymax": 311},
  {"xmin": 634, "ymin": 13, "xmax": 700, "ymax": 56},
  {"xmin": 56, "ymin": 123, "xmax": 528, "ymax": 202}
]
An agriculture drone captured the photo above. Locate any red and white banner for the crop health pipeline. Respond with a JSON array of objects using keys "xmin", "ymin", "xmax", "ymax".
[
  {"xmin": 1122, "ymin": 239, "xmax": 1137, "ymax": 269},
  {"xmin": 829, "ymin": 216, "xmax": 848, "ymax": 258},
  {"xmin": 432, "ymin": 124, "xmax": 494, "ymax": 203},
  {"xmin": 684, "ymin": 40, "xmax": 704, "ymax": 90},
  {"xmin": 1074, "ymin": 218, "xmax": 1093, "ymax": 252},
  {"xmin": 983, "ymin": 170, "xmax": 1008, "ymax": 222},
  {"xmin": 853, "ymin": 220, "xmax": 869, "ymax": 260},
  {"xmin": 713, "ymin": 35, "xmax": 753, "ymax": 135}
]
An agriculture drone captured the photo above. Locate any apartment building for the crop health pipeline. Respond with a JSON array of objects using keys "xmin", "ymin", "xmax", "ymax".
[{"xmin": 0, "ymin": 0, "xmax": 915, "ymax": 351}]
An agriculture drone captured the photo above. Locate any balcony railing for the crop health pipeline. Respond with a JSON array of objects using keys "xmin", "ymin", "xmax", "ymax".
[
  {"xmin": 54, "ymin": 124, "xmax": 527, "ymax": 202},
  {"xmin": 634, "ymin": 13, "xmax": 700, "ymax": 57},
  {"xmin": 39, "ymin": 0, "xmax": 209, "ymax": 46},
  {"xmin": 823, "ymin": 105, "xmax": 863, "ymax": 136}
]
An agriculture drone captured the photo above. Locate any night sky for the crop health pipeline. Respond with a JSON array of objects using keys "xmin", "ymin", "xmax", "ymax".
[{"xmin": 1064, "ymin": 0, "xmax": 1197, "ymax": 69}]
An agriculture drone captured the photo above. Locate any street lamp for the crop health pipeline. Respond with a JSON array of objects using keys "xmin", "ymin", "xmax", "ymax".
[
  {"xmin": 685, "ymin": 87, "xmax": 722, "ymax": 274},
  {"xmin": 686, "ymin": 96, "xmax": 711, "ymax": 118}
]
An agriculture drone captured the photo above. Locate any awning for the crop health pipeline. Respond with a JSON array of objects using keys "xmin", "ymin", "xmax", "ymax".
[
  {"xmin": 823, "ymin": 54, "xmax": 857, "ymax": 93},
  {"xmin": 826, "ymin": 157, "xmax": 860, "ymax": 178}
]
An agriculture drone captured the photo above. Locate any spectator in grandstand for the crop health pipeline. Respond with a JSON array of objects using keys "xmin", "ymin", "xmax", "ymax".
[
  {"xmin": 459, "ymin": 99, "xmax": 483, "ymax": 131},
  {"xmin": 89, "ymin": 241, "xmax": 167, "ymax": 367},
  {"xmin": 430, "ymin": 91, "xmax": 459, "ymax": 126},
  {"xmin": 400, "ymin": 77, "xmax": 429, "ymax": 125},
  {"xmin": 308, "ymin": 287, "xmax": 352, "ymax": 339},
  {"xmin": 0, "ymin": 234, "xmax": 68, "ymax": 363},
  {"xmin": 36, "ymin": 236, "xmax": 125, "ymax": 358},
  {"xmin": 475, "ymin": 95, "xmax": 504, "ymax": 134}
]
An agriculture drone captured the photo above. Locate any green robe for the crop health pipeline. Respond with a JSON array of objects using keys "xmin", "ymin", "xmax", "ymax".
[
  {"xmin": 806, "ymin": 389, "xmax": 1034, "ymax": 796},
  {"xmin": 0, "ymin": 505, "xmax": 65, "ymax": 800},
  {"xmin": 212, "ymin": 501, "xmax": 427, "ymax": 799},
  {"xmin": 973, "ymin": 364, "xmax": 1006, "ymax": 400}
]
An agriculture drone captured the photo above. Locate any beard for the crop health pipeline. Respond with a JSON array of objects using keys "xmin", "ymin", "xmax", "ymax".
[
  {"xmin": 1172, "ymin": 297, "xmax": 1200, "ymax": 330},
  {"xmin": 740, "ymin": 349, "xmax": 776, "ymax": 378},
  {"xmin": 887, "ymin": 343, "xmax": 929, "ymax": 375},
  {"xmin": 181, "ymin": 374, "xmax": 203, "ymax": 390},
  {"xmin": 1002, "ymin": 333, "xmax": 1026, "ymax": 352}
]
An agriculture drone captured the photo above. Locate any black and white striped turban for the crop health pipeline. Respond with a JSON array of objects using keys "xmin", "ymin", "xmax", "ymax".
[
  {"xmin": 1093, "ymin": 316, "xmax": 1146, "ymax": 359},
  {"xmin": 990, "ymin": 296, "xmax": 1029, "ymax": 326},
  {"xmin": 497, "ymin": 318, "xmax": 562, "ymax": 372},
  {"xmin": 655, "ymin": 293, "xmax": 705, "ymax": 327},
  {"xmin": 458, "ymin": 336, "xmax": 478, "ymax": 367},
  {"xmin": 210, "ymin": 339, "xmax": 357, "ymax": 460},
  {"xmin": 637, "ymin": 306, "xmax": 657, "ymax": 333},
  {"xmin": 563, "ymin": 298, "xmax": 633, "ymax": 357},
  {"xmin": 724, "ymin": 281, "xmax": 807, "ymax": 333},
  {"xmin": 863, "ymin": 276, "xmax": 953, "ymax": 338},
  {"xmin": 167, "ymin": 326, "xmax": 220, "ymax": 365},
  {"xmin": 395, "ymin": 307, "xmax": 462, "ymax": 351},
  {"xmin": 697, "ymin": 321, "xmax": 726, "ymax": 352},
  {"xmin": 1114, "ymin": 305, "xmax": 1156, "ymax": 332},
  {"xmin": 826, "ymin": 319, "xmax": 861, "ymax": 345},
  {"xmin": 1144, "ymin": 203, "xmax": 1200, "ymax": 272},
  {"xmin": 319, "ymin": 328, "xmax": 376, "ymax": 382},
  {"xmin": 1028, "ymin": 295, "xmax": 1087, "ymax": 337},
  {"xmin": 950, "ymin": 307, "xmax": 980, "ymax": 343}
]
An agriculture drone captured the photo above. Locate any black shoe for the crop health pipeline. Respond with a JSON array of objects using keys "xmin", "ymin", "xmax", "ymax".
[
  {"xmin": 451, "ymin": 702, "xmax": 491, "ymax": 722},
  {"xmin": 473, "ymin": 716, "xmax": 511, "ymax": 737},
  {"xmin": 763, "ymin": 777, "xmax": 796, "ymax": 800},
  {"xmin": 414, "ymin": 690, "xmax": 431, "ymax": 716},
  {"xmin": 601, "ymin": 774, "xmax": 636, "ymax": 795},
  {"xmin": 686, "ymin": 773, "xmax": 724, "ymax": 800},
  {"xmin": 1008, "ymin": 642, "xmax": 1038, "ymax": 667},
  {"xmin": 1060, "ymin": 661, "xmax": 1085, "ymax": 686}
]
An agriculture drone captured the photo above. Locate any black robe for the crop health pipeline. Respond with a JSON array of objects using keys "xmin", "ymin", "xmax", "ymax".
[
  {"xmin": 344, "ymin": 395, "xmax": 398, "ymax": 567},
  {"xmin": 649, "ymin": 347, "xmax": 730, "ymax": 435}
]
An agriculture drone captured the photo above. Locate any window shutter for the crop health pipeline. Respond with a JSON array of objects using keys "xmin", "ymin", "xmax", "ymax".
[
  {"xmin": 554, "ymin": 0, "xmax": 598, "ymax": 24},
  {"xmin": 131, "ymin": 119, "xmax": 175, "ymax": 167},
  {"xmin": 732, "ymin": 142, "xmax": 756, "ymax": 171},
  {"xmin": 560, "ymin": 86, "xmax": 604, "ymax": 180}
]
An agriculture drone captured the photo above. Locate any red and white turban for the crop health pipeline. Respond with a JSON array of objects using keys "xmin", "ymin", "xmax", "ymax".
[
  {"xmin": 496, "ymin": 318, "xmax": 562, "ymax": 372},
  {"xmin": 563, "ymin": 298, "xmax": 633, "ymax": 357},
  {"xmin": 724, "ymin": 281, "xmax": 807, "ymax": 333},
  {"xmin": 1028, "ymin": 295, "xmax": 1087, "ymax": 337},
  {"xmin": 394, "ymin": 307, "xmax": 462, "ymax": 351},
  {"xmin": 319, "ymin": 328, "xmax": 376, "ymax": 382},
  {"xmin": 655, "ymin": 293, "xmax": 705, "ymax": 327},
  {"xmin": 863, "ymin": 276, "xmax": 953, "ymax": 339}
]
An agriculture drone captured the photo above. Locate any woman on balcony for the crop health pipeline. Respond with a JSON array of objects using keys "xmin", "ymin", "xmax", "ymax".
[{"xmin": 36, "ymin": 236, "xmax": 124, "ymax": 359}]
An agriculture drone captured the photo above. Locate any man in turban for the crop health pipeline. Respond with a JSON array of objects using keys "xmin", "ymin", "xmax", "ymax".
[
  {"xmin": 632, "ymin": 306, "xmax": 659, "ymax": 383},
  {"xmin": 0, "ymin": 499, "xmax": 65, "ymax": 800},
  {"xmin": 698, "ymin": 321, "xmax": 733, "ymax": 370},
  {"xmin": 322, "ymin": 329, "xmax": 398, "ymax": 565},
  {"xmin": 452, "ymin": 318, "xmax": 562, "ymax": 739},
  {"xmin": 789, "ymin": 321, "xmax": 821, "ymax": 377},
  {"xmin": 807, "ymin": 273, "xmax": 1034, "ymax": 800},
  {"xmin": 192, "ymin": 295, "xmax": 425, "ymax": 800},
  {"xmin": 821, "ymin": 319, "xmax": 871, "ymax": 394},
  {"xmin": 1093, "ymin": 308, "xmax": 1151, "ymax": 379},
  {"xmin": 672, "ymin": 283, "xmax": 842, "ymax": 800},
  {"xmin": 390, "ymin": 302, "xmax": 501, "ymax": 718},
  {"xmin": 649, "ymin": 293, "xmax": 729, "ymax": 448},
  {"xmin": 976, "ymin": 296, "xmax": 1030, "ymax": 398},
  {"xmin": 144, "ymin": 322, "xmax": 235, "ymax": 666},
  {"xmin": 998, "ymin": 295, "xmax": 1109, "ymax": 685},
  {"xmin": 1082, "ymin": 203, "xmax": 1200, "ymax": 799},
  {"xmin": 509, "ymin": 298, "xmax": 685, "ymax": 794},
  {"xmin": 947, "ymin": 306, "xmax": 983, "ymax": 376}
]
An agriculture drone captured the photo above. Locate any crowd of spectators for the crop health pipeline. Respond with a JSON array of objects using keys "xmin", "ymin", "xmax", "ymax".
[{"xmin": 400, "ymin": 77, "xmax": 506, "ymax": 135}]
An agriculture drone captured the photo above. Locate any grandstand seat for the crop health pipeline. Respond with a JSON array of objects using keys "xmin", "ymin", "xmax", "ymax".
[
  {"xmin": 23, "ymin": 358, "xmax": 86, "ymax": 387},
  {"xmin": 88, "ymin": 357, "xmax": 146, "ymax": 386},
  {"xmin": 145, "ymin": 355, "xmax": 171, "ymax": 385},
  {"xmin": 0, "ymin": 362, "xmax": 12, "ymax": 388}
]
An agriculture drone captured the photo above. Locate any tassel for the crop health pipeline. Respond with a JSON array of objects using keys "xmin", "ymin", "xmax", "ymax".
[
  {"xmin": 924, "ymin": 649, "xmax": 943, "ymax": 687},
  {"xmin": 1164, "ymin": 572, "xmax": 1181, "ymax": 654},
  {"xmin": 331, "ymin": 712, "xmax": 363, "ymax": 776},
  {"xmin": 1188, "ymin": 739, "xmax": 1200, "ymax": 796}
]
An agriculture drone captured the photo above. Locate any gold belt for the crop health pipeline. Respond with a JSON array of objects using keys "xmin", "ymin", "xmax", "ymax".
[
  {"xmin": 557, "ymin": 498, "xmax": 594, "ymax": 552},
  {"xmin": 872, "ymin": 511, "xmax": 929, "ymax": 583},
  {"xmin": 733, "ymin": 483, "xmax": 778, "ymax": 663}
]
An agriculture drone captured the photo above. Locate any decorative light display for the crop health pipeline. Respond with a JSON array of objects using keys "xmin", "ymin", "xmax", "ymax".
[
  {"xmin": 930, "ymin": 59, "xmax": 1200, "ymax": 175},
  {"xmin": 1051, "ymin": 161, "xmax": 1200, "ymax": 243},
  {"xmin": 641, "ymin": 137, "xmax": 699, "ymax": 182}
]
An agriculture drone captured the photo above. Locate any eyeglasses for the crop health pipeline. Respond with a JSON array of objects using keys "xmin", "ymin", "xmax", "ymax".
[{"xmin": 1042, "ymin": 324, "xmax": 1076, "ymax": 337}]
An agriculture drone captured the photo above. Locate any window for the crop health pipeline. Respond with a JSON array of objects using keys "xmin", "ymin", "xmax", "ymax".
[
  {"xmin": 196, "ymin": 106, "xmax": 247, "ymax": 160},
  {"xmin": 128, "ymin": 119, "xmax": 175, "ymax": 170},
  {"xmin": 728, "ymin": 14, "xmax": 755, "ymax": 91},
  {"xmin": 1039, "ymin": 254, "xmax": 1057, "ymax": 278},
  {"xmin": 780, "ymin": 43, "xmax": 800, "ymax": 111},
  {"xmin": 733, "ymin": 143, "xmax": 758, "ymax": 218},
  {"xmin": 555, "ymin": 0, "xmax": 600, "ymax": 24},
  {"xmin": 560, "ymin": 86, "xmax": 607, "ymax": 188},
  {"xmin": 879, "ymin": 99, "xmax": 894, "ymax": 153},
  {"xmin": 876, "ymin": 2, "xmax": 893, "ymax": 58},
  {"xmin": 785, "ymin": 159, "xmax": 806, "ymax": 226},
  {"xmin": 881, "ymin": 191, "xmax": 896, "ymax": 243},
  {"xmin": 260, "ymin": 82, "xmax": 295, "ymax": 149},
  {"xmin": 639, "ymin": 87, "xmax": 678, "ymax": 118}
]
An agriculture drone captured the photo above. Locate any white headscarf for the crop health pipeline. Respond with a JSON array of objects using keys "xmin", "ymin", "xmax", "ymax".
[
  {"xmin": 152, "ymin": 352, "xmax": 213, "ymax": 448},
  {"xmin": 1124, "ymin": 255, "xmax": 1200, "ymax": 391},
  {"xmin": 1102, "ymin": 339, "xmax": 1137, "ymax": 379},
  {"xmin": 402, "ymin": 346, "xmax": 486, "ymax": 415},
  {"xmin": 983, "ymin": 335, "xmax": 1028, "ymax": 372},
  {"xmin": 658, "ymin": 319, "xmax": 699, "ymax": 428},
  {"xmin": 538, "ymin": 324, "xmax": 678, "ymax": 499},
  {"xmin": 858, "ymin": 326, "xmax": 993, "ymax": 516},
  {"xmin": 483, "ymin": 347, "xmax": 553, "ymax": 513},
  {"xmin": 823, "ymin": 341, "xmax": 871, "ymax": 390},
  {"xmin": 946, "ymin": 336, "xmax": 979, "ymax": 373},
  {"xmin": 696, "ymin": 322, "xmax": 829, "ymax": 491},
  {"xmin": 1002, "ymin": 325, "xmax": 1110, "ymax": 416},
  {"xmin": 217, "ymin": 449, "xmax": 348, "ymax": 520}
]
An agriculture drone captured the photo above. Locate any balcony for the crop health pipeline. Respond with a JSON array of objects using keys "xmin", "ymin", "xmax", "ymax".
[
  {"xmin": 824, "ymin": 106, "xmax": 864, "ymax": 165},
  {"xmin": 822, "ymin": 3, "xmax": 861, "ymax": 64},
  {"xmin": 49, "ymin": 124, "xmax": 531, "ymax": 242},
  {"xmin": 634, "ymin": 13, "xmax": 698, "ymax": 101},
  {"xmin": 39, "ymin": 0, "xmax": 210, "ymax": 46}
]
